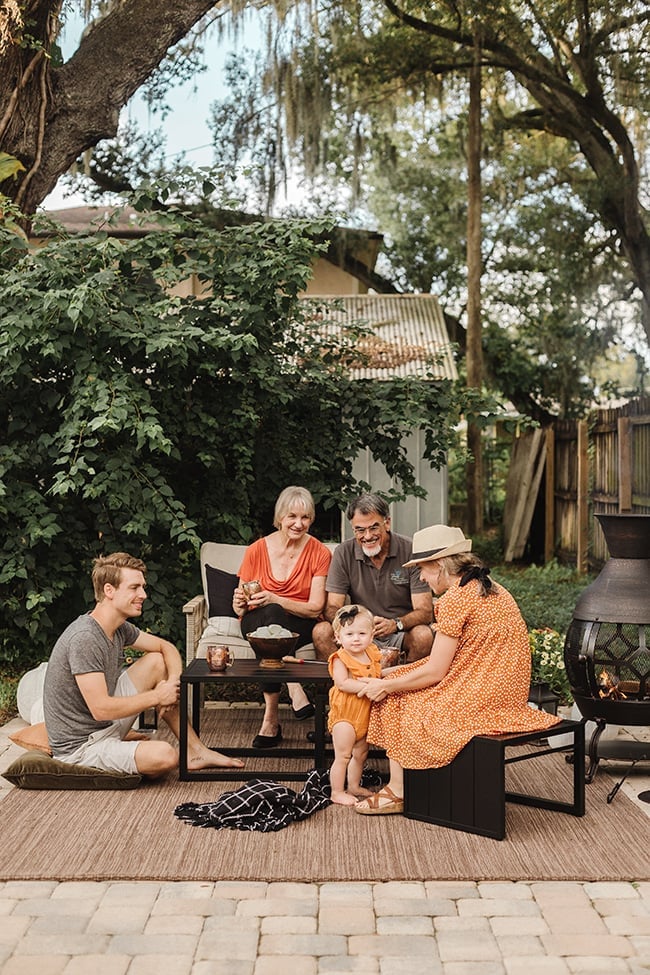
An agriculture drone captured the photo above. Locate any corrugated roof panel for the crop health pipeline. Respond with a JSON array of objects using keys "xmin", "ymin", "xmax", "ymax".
[{"xmin": 301, "ymin": 294, "xmax": 457, "ymax": 381}]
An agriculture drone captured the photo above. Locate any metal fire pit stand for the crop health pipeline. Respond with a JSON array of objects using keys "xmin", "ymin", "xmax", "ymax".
[
  {"xmin": 585, "ymin": 718, "xmax": 650, "ymax": 802},
  {"xmin": 563, "ymin": 514, "xmax": 650, "ymax": 803}
]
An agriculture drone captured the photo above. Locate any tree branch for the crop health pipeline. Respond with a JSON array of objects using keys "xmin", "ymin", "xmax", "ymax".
[
  {"xmin": 0, "ymin": 0, "xmax": 223, "ymax": 213},
  {"xmin": 379, "ymin": 0, "xmax": 650, "ymax": 335}
]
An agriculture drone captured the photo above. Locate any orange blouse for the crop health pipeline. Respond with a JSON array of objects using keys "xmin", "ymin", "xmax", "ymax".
[{"xmin": 238, "ymin": 535, "xmax": 332, "ymax": 603}]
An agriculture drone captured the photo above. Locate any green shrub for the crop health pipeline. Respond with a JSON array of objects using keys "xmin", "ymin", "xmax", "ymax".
[
  {"xmin": 473, "ymin": 530, "xmax": 504, "ymax": 567},
  {"xmin": 491, "ymin": 560, "xmax": 593, "ymax": 634},
  {"xmin": 0, "ymin": 670, "xmax": 19, "ymax": 724},
  {"xmin": 0, "ymin": 193, "xmax": 468, "ymax": 671}
]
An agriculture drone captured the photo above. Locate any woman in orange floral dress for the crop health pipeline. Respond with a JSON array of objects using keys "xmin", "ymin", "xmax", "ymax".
[{"xmin": 355, "ymin": 525, "xmax": 561, "ymax": 815}]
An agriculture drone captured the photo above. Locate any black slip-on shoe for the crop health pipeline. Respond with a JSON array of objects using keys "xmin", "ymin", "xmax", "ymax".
[
  {"xmin": 252, "ymin": 726, "xmax": 283, "ymax": 749},
  {"xmin": 292, "ymin": 703, "xmax": 315, "ymax": 721}
]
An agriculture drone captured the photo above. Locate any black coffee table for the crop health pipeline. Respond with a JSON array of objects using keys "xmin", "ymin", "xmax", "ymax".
[{"xmin": 179, "ymin": 657, "xmax": 333, "ymax": 781}]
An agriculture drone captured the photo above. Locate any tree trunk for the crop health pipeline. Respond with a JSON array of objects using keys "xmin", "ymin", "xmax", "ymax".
[
  {"xmin": 465, "ymin": 29, "xmax": 484, "ymax": 536},
  {"xmin": 381, "ymin": 0, "xmax": 650, "ymax": 346},
  {"xmin": 0, "ymin": 0, "xmax": 219, "ymax": 217}
]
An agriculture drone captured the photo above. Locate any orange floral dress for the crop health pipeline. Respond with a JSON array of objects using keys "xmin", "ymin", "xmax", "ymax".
[
  {"xmin": 366, "ymin": 578, "xmax": 560, "ymax": 768},
  {"xmin": 328, "ymin": 644, "xmax": 383, "ymax": 740}
]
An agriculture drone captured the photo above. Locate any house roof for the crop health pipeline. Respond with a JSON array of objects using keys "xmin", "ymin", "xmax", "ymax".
[
  {"xmin": 303, "ymin": 294, "xmax": 457, "ymax": 382},
  {"xmin": 38, "ymin": 206, "xmax": 386, "ymax": 283},
  {"xmin": 39, "ymin": 206, "xmax": 161, "ymax": 237}
]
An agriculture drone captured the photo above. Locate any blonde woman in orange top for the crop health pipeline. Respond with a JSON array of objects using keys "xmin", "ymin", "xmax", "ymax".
[{"xmin": 232, "ymin": 486, "xmax": 332, "ymax": 749}]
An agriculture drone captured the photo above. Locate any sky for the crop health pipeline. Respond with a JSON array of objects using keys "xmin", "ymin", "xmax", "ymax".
[{"xmin": 44, "ymin": 8, "xmax": 258, "ymax": 210}]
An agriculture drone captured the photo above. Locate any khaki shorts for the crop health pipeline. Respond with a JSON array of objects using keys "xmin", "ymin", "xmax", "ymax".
[
  {"xmin": 374, "ymin": 632, "xmax": 405, "ymax": 650},
  {"xmin": 57, "ymin": 671, "xmax": 143, "ymax": 774}
]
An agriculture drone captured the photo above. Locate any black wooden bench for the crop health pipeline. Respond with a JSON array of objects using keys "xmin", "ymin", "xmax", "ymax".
[{"xmin": 403, "ymin": 718, "xmax": 585, "ymax": 840}]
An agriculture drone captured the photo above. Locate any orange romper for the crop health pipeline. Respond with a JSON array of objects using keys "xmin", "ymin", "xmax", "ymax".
[
  {"xmin": 328, "ymin": 644, "xmax": 382, "ymax": 741},
  {"xmin": 366, "ymin": 578, "xmax": 561, "ymax": 769}
]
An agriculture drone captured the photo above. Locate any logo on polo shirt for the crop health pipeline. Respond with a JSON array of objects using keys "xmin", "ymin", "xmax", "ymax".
[{"xmin": 390, "ymin": 569, "xmax": 409, "ymax": 587}]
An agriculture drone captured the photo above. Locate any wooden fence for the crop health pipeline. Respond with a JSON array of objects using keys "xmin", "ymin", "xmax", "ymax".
[
  {"xmin": 547, "ymin": 397, "xmax": 650, "ymax": 572},
  {"xmin": 501, "ymin": 397, "xmax": 650, "ymax": 571}
]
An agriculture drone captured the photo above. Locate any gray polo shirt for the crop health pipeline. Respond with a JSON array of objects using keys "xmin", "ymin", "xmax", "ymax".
[{"xmin": 326, "ymin": 532, "xmax": 429, "ymax": 618}]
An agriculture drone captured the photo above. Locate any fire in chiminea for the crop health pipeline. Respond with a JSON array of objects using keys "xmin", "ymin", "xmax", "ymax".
[{"xmin": 597, "ymin": 669, "xmax": 631, "ymax": 701}]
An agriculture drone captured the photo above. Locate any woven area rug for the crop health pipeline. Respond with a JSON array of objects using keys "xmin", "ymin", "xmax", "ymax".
[{"xmin": 1, "ymin": 707, "xmax": 648, "ymax": 883}]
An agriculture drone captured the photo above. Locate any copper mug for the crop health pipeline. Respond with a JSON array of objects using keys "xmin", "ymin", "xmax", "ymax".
[
  {"xmin": 206, "ymin": 645, "xmax": 232, "ymax": 672},
  {"xmin": 379, "ymin": 647, "xmax": 400, "ymax": 670},
  {"xmin": 241, "ymin": 580, "xmax": 262, "ymax": 601}
]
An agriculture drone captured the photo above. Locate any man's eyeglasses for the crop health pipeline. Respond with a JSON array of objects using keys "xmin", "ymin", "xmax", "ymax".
[{"xmin": 352, "ymin": 521, "xmax": 385, "ymax": 537}]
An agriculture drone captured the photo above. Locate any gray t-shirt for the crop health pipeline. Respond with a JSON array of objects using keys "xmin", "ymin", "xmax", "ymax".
[
  {"xmin": 43, "ymin": 613, "xmax": 141, "ymax": 757},
  {"xmin": 326, "ymin": 532, "xmax": 429, "ymax": 619}
]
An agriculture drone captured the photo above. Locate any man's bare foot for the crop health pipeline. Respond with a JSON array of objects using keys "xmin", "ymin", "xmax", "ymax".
[
  {"xmin": 188, "ymin": 748, "xmax": 244, "ymax": 770},
  {"xmin": 331, "ymin": 790, "xmax": 358, "ymax": 806},
  {"xmin": 125, "ymin": 731, "xmax": 150, "ymax": 741}
]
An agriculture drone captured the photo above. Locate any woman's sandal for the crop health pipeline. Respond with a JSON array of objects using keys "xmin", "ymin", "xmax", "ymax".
[{"xmin": 354, "ymin": 786, "xmax": 404, "ymax": 815}]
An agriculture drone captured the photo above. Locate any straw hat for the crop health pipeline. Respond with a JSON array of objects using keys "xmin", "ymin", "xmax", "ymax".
[{"xmin": 403, "ymin": 525, "xmax": 472, "ymax": 567}]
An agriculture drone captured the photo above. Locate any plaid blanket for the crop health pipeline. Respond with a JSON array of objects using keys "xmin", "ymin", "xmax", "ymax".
[{"xmin": 174, "ymin": 768, "xmax": 331, "ymax": 832}]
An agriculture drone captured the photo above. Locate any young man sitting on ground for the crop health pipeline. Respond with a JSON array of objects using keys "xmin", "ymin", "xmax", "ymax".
[{"xmin": 43, "ymin": 552, "xmax": 243, "ymax": 778}]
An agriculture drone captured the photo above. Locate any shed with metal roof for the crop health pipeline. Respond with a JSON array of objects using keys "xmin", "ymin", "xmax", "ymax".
[{"xmin": 302, "ymin": 294, "xmax": 458, "ymax": 539}]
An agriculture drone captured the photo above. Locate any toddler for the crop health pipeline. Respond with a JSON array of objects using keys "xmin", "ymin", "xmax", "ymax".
[{"xmin": 328, "ymin": 604, "xmax": 383, "ymax": 805}]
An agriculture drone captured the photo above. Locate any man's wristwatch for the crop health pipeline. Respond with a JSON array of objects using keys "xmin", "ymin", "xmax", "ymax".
[{"xmin": 394, "ymin": 617, "xmax": 404, "ymax": 632}]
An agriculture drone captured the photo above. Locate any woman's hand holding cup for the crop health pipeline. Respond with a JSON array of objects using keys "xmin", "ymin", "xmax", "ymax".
[
  {"xmin": 242, "ymin": 580, "xmax": 262, "ymax": 601},
  {"xmin": 233, "ymin": 586, "xmax": 249, "ymax": 615}
]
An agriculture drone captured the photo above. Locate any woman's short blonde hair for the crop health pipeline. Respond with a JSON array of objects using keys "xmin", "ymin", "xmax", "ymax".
[{"xmin": 273, "ymin": 486, "xmax": 315, "ymax": 528}]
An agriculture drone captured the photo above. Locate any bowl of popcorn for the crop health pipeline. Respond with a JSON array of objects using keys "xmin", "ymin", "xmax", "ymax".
[{"xmin": 246, "ymin": 624, "xmax": 299, "ymax": 669}]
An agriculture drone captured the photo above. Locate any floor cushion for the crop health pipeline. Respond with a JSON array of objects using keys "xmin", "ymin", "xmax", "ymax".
[{"xmin": 2, "ymin": 750, "xmax": 142, "ymax": 790}]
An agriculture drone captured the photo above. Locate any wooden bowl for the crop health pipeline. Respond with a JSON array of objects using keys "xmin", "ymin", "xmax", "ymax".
[{"xmin": 246, "ymin": 633, "xmax": 300, "ymax": 669}]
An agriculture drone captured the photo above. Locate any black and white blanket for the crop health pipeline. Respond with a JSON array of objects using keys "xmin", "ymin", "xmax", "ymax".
[{"xmin": 174, "ymin": 768, "xmax": 331, "ymax": 832}]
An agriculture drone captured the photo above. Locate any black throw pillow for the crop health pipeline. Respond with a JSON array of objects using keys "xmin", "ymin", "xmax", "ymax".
[{"xmin": 205, "ymin": 564, "xmax": 239, "ymax": 618}]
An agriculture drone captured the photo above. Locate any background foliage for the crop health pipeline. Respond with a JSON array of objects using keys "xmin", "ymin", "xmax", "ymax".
[
  {"xmin": 202, "ymin": 1, "xmax": 650, "ymax": 414},
  {"xmin": 0, "ymin": 187, "xmax": 465, "ymax": 667},
  {"xmin": 491, "ymin": 560, "xmax": 592, "ymax": 636}
]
